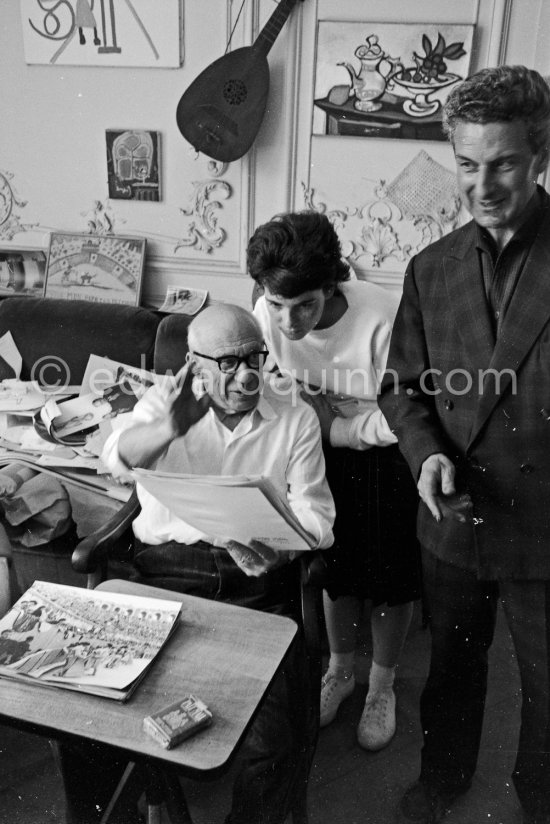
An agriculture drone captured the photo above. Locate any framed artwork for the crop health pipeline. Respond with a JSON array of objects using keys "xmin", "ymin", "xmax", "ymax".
[
  {"xmin": 44, "ymin": 233, "xmax": 146, "ymax": 306},
  {"xmin": 20, "ymin": 0, "xmax": 183, "ymax": 67},
  {"xmin": 106, "ymin": 129, "xmax": 161, "ymax": 202},
  {"xmin": 313, "ymin": 22, "xmax": 474, "ymax": 141},
  {"xmin": 0, "ymin": 248, "xmax": 46, "ymax": 298}
]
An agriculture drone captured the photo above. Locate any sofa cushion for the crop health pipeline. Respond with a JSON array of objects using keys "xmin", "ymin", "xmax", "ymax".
[
  {"xmin": 154, "ymin": 313, "xmax": 194, "ymax": 377},
  {"xmin": 0, "ymin": 297, "xmax": 161, "ymax": 386}
]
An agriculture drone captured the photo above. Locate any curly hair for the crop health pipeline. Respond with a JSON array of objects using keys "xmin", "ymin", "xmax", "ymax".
[
  {"xmin": 442, "ymin": 65, "xmax": 550, "ymax": 154},
  {"xmin": 247, "ymin": 211, "xmax": 350, "ymax": 298}
]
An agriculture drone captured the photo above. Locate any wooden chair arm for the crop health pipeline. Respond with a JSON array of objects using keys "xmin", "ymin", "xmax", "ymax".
[
  {"xmin": 71, "ymin": 488, "xmax": 141, "ymax": 588},
  {"xmin": 299, "ymin": 550, "xmax": 328, "ymax": 675}
]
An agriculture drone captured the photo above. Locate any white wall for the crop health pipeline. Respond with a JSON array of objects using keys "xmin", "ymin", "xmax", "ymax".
[{"xmin": 0, "ymin": 0, "xmax": 548, "ymax": 308}]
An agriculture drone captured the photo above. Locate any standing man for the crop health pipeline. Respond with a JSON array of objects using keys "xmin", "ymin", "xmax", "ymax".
[{"xmin": 378, "ymin": 65, "xmax": 550, "ymax": 824}]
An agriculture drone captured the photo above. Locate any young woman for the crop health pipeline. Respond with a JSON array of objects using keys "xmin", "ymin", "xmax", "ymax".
[{"xmin": 248, "ymin": 211, "xmax": 421, "ymax": 750}]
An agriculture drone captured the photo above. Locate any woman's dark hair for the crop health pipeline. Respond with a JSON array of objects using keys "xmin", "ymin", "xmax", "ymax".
[{"xmin": 247, "ymin": 211, "xmax": 350, "ymax": 298}]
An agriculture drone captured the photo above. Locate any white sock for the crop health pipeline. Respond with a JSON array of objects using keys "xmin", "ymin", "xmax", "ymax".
[
  {"xmin": 368, "ymin": 661, "xmax": 395, "ymax": 696},
  {"xmin": 327, "ymin": 651, "xmax": 355, "ymax": 679}
]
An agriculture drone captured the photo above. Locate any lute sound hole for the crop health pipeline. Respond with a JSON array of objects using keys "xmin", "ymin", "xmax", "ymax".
[{"xmin": 223, "ymin": 79, "xmax": 248, "ymax": 105}]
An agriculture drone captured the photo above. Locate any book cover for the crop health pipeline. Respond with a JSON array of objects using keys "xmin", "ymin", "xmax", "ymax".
[{"xmin": 0, "ymin": 581, "xmax": 182, "ymax": 701}]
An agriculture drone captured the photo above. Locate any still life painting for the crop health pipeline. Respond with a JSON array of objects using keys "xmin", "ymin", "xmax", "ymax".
[
  {"xmin": 106, "ymin": 129, "xmax": 161, "ymax": 202},
  {"xmin": 44, "ymin": 232, "xmax": 146, "ymax": 306},
  {"xmin": 313, "ymin": 22, "xmax": 474, "ymax": 141},
  {"xmin": 20, "ymin": 0, "xmax": 183, "ymax": 67}
]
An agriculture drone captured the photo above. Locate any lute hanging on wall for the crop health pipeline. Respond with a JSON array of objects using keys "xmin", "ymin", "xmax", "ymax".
[{"xmin": 176, "ymin": 0, "xmax": 304, "ymax": 163}]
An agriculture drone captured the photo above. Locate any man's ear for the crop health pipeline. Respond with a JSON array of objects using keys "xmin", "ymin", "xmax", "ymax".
[
  {"xmin": 536, "ymin": 148, "xmax": 549, "ymax": 177},
  {"xmin": 186, "ymin": 351, "xmax": 202, "ymax": 375}
]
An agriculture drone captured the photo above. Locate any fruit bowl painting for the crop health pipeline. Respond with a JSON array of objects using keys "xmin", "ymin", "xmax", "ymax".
[
  {"xmin": 390, "ymin": 33, "xmax": 467, "ymax": 117},
  {"xmin": 391, "ymin": 72, "xmax": 461, "ymax": 118},
  {"xmin": 313, "ymin": 22, "xmax": 474, "ymax": 140}
]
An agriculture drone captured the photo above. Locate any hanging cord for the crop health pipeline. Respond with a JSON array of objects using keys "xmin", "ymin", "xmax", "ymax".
[{"xmin": 225, "ymin": 0, "xmax": 247, "ymax": 54}]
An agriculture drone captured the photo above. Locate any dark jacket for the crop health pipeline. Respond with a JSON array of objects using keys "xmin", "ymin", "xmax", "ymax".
[{"xmin": 379, "ymin": 189, "xmax": 550, "ymax": 579}]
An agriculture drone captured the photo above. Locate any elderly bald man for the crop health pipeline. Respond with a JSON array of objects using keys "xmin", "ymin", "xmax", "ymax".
[{"xmin": 57, "ymin": 303, "xmax": 335, "ymax": 824}]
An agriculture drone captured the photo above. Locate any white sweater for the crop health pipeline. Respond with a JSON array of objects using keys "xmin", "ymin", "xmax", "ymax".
[{"xmin": 254, "ymin": 279, "xmax": 398, "ymax": 450}]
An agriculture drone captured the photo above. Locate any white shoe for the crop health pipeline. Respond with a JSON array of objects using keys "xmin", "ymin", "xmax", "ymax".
[
  {"xmin": 320, "ymin": 670, "xmax": 355, "ymax": 727},
  {"xmin": 356, "ymin": 687, "xmax": 396, "ymax": 750}
]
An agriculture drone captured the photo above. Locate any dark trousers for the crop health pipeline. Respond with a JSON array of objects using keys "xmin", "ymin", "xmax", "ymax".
[
  {"xmin": 57, "ymin": 541, "xmax": 314, "ymax": 824},
  {"xmin": 420, "ymin": 550, "xmax": 550, "ymax": 817}
]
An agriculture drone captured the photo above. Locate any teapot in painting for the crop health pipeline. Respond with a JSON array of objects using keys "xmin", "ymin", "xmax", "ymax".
[{"xmin": 339, "ymin": 35, "xmax": 403, "ymax": 112}]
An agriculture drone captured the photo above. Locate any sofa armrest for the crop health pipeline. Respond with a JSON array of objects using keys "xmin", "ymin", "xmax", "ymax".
[{"xmin": 72, "ymin": 488, "xmax": 140, "ymax": 588}]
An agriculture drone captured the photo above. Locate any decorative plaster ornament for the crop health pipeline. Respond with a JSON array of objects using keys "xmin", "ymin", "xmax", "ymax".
[
  {"xmin": 175, "ymin": 179, "xmax": 232, "ymax": 254},
  {"xmin": 0, "ymin": 170, "xmax": 35, "ymax": 240}
]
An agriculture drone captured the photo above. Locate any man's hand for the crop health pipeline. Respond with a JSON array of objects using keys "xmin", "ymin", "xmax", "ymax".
[
  {"xmin": 169, "ymin": 364, "xmax": 211, "ymax": 437},
  {"xmin": 300, "ymin": 389, "xmax": 337, "ymax": 441},
  {"xmin": 223, "ymin": 539, "xmax": 301, "ymax": 577},
  {"xmin": 418, "ymin": 453, "xmax": 473, "ymax": 523},
  {"xmin": 117, "ymin": 364, "xmax": 210, "ymax": 469}
]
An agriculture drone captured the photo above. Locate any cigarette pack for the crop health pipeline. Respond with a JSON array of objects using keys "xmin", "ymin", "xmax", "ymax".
[{"xmin": 143, "ymin": 695, "xmax": 213, "ymax": 749}]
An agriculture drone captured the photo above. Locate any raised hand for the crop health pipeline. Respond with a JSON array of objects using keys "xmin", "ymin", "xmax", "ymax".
[{"xmin": 169, "ymin": 364, "xmax": 211, "ymax": 437}]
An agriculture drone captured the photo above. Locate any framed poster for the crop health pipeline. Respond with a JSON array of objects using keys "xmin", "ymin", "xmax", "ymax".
[
  {"xmin": 44, "ymin": 233, "xmax": 146, "ymax": 306},
  {"xmin": 106, "ymin": 129, "xmax": 162, "ymax": 202},
  {"xmin": 20, "ymin": 0, "xmax": 183, "ymax": 67},
  {"xmin": 313, "ymin": 22, "xmax": 474, "ymax": 141}
]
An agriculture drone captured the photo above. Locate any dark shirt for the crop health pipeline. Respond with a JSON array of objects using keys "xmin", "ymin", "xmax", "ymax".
[{"xmin": 476, "ymin": 190, "xmax": 545, "ymax": 338}]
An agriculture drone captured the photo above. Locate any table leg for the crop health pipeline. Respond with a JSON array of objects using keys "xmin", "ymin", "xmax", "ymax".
[
  {"xmin": 145, "ymin": 763, "xmax": 194, "ymax": 824},
  {"xmin": 99, "ymin": 761, "xmax": 143, "ymax": 824}
]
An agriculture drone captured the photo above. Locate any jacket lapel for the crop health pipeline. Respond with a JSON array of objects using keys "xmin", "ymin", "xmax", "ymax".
[
  {"xmin": 469, "ymin": 194, "xmax": 550, "ymax": 445},
  {"xmin": 443, "ymin": 223, "xmax": 495, "ymax": 376}
]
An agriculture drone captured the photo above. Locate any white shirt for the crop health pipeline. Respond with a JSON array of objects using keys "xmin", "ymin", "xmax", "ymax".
[
  {"xmin": 102, "ymin": 377, "xmax": 335, "ymax": 548},
  {"xmin": 254, "ymin": 279, "xmax": 398, "ymax": 450}
]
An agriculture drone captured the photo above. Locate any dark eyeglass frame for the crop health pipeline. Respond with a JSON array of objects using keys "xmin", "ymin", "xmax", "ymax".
[{"xmin": 191, "ymin": 349, "xmax": 269, "ymax": 374}]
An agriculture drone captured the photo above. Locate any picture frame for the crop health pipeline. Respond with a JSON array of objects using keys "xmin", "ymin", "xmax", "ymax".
[
  {"xmin": 20, "ymin": 0, "xmax": 183, "ymax": 68},
  {"xmin": 0, "ymin": 247, "xmax": 47, "ymax": 298},
  {"xmin": 313, "ymin": 22, "xmax": 474, "ymax": 142},
  {"xmin": 106, "ymin": 129, "xmax": 162, "ymax": 202},
  {"xmin": 44, "ymin": 233, "xmax": 146, "ymax": 307}
]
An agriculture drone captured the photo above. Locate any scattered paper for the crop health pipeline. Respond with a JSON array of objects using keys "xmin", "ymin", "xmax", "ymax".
[
  {"xmin": 0, "ymin": 331, "xmax": 22, "ymax": 378},
  {"xmin": 81, "ymin": 355, "xmax": 158, "ymax": 397},
  {"xmin": 159, "ymin": 285, "xmax": 208, "ymax": 316}
]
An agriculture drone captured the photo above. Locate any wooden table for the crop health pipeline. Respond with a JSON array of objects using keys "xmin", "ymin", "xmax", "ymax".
[
  {"xmin": 0, "ymin": 580, "xmax": 298, "ymax": 779},
  {"xmin": 314, "ymin": 95, "xmax": 446, "ymax": 141}
]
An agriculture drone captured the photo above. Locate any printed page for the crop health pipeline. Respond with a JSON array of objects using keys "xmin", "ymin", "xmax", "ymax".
[{"xmin": 133, "ymin": 470, "xmax": 315, "ymax": 551}]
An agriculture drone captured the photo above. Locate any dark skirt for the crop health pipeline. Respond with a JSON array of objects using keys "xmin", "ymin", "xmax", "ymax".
[{"xmin": 322, "ymin": 442, "xmax": 422, "ymax": 605}]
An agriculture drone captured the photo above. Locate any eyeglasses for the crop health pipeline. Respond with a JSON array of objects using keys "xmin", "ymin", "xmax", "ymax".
[{"xmin": 191, "ymin": 349, "xmax": 269, "ymax": 374}]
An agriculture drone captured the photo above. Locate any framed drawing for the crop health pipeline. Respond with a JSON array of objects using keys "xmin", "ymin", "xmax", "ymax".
[
  {"xmin": 44, "ymin": 233, "xmax": 146, "ymax": 306},
  {"xmin": 0, "ymin": 248, "xmax": 46, "ymax": 298},
  {"xmin": 106, "ymin": 129, "xmax": 161, "ymax": 202},
  {"xmin": 20, "ymin": 0, "xmax": 183, "ymax": 67},
  {"xmin": 313, "ymin": 22, "xmax": 474, "ymax": 142}
]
